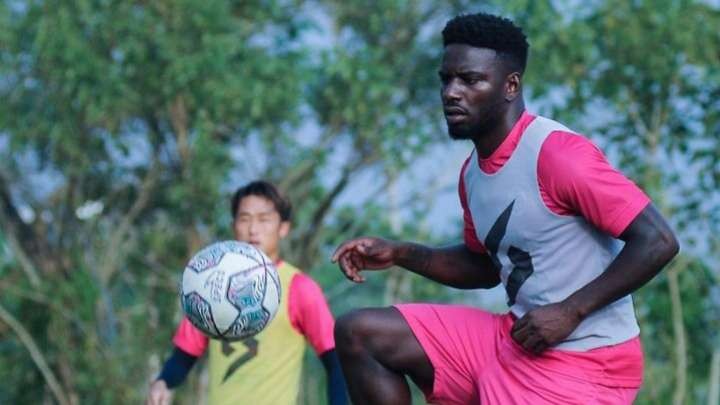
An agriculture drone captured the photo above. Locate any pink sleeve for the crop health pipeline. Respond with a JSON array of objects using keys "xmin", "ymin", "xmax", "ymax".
[
  {"xmin": 538, "ymin": 131, "xmax": 651, "ymax": 237},
  {"xmin": 459, "ymin": 155, "xmax": 487, "ymax": 253},
  {"xmin": 288, "ymin": 273, "xmax": 335, "ymax": 355},
  {"xmin": 172, "ymin": 317, "xmax": 209, "ymax": 357}
]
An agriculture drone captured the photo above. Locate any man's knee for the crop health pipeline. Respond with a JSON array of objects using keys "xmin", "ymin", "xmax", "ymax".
[
  {"xmin": 334, "ymin": 308, "xmax": 395, "ymax": 356},
  {"xmin": 335, "ymin": 307, "xmax": 434, "ymax": 389}
]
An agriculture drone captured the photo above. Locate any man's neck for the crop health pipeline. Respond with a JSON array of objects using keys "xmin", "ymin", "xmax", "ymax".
[
  {"xmin": 472, "ymin": 102, "xmax": 525, "ymax": 159},
  {"xmin": 255, "ymin": 246, "xmax": 281, "ymax": 264}
]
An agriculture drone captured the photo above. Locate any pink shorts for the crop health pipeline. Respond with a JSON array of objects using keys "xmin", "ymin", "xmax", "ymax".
[{"xmin": 395, "ymin": 304, "xmax": 643, "ymax": 405}]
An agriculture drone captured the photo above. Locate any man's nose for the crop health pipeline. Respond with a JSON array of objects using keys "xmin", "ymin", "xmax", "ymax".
[
  {"xmin": 442, "ymin": 79, "xmax": 462, "ymax": 103},
  {"xmin": 248, "ymin": 219, "xmax": 259, "ymax": 234}
]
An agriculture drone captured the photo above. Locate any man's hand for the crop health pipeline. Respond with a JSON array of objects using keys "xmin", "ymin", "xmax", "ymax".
[
  {"xmin": 510, "ymin": 302, "xmax": 582, "ymax": 355},
  {"xmin": 146, "ymin": 379, "xmax": 172, "ymax": 405},
  {"xmin": 331, "ymin": 237, "xmax": 400, "ymax": 283}
]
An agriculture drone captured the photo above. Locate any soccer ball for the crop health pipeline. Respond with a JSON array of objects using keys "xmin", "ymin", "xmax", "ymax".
[{"xmin": 180, "ymin": 240, "xmax": 281, "ymax": 341}]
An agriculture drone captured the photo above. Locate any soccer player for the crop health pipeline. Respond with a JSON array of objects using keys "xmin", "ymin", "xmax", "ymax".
[
  {"xmin": 331, "ymin": 13, "xmax": 679, "ymax": 405},
  {"xmin": 147, "ymin": 181, "xmax": 347, "ymax": 405}
]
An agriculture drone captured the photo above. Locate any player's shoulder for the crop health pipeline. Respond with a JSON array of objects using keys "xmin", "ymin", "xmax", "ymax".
[
  {"xmin": 279, "ymin": 261, "xmax": 316, "ymax": 284},
  {"xmin": 286, "ymin": 268, "xmax": 324, "ymax": 296},
  {"xmin": 290, "ymin": 270, "xmax": 319, "ymax": 286},
  {"xmin": 532, "ymin": 113, "xmax": 597, "ymax": 153},
  {"xmin": 278, "ymin": 260, "xmax": 303, "ymax": 274},
  {"xmin": 540, "ymin": 128, "xmax": 603, "ymax": 169}
]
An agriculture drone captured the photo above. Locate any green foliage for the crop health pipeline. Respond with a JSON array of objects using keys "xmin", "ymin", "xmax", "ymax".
[
  {"xmin": 0, "ymin": 0, "xmax": 454, "ymax": 403},
  {"xmin": 0, "ymin": 0, "xmax": 312, "ymax": 402}
]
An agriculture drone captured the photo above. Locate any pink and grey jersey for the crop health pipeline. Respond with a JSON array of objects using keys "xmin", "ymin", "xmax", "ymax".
[{"xmin": 459, "ymin": 111, "xmax": 650, "ymax": 351}]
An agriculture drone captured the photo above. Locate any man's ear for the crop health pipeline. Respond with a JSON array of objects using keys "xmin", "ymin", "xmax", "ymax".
[
  {"xmin": 505, "ymin": 71, "xmax": 522, "ymax": 101},
  {"xmin": 278, "ymin": 221, "xmax": 291, "ymax": 240}
]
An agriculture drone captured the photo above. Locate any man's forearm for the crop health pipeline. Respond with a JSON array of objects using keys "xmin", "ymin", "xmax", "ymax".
[
  {"xmin": 395, "ymin": 243, "xmax": 500, "ymax": 289},
  {"xmin": 157, "ymin": 347, "xmax": 198, "ymax": 388},
  {"xmin": 564, "ymin": 205, "xmax": 679, "ymax": 319},
  {"xmin": 320, "ymin": 349, "xmax": 348, "ymax": 405}
]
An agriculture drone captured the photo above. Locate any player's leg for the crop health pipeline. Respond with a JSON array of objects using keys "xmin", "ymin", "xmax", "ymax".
[{"xmin": 334, "ymin": 307, "xmax": 433, "ymax": 405}]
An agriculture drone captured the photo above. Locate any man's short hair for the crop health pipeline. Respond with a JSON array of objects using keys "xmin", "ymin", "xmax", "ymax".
[
  {"xmin": 442, "ymin": 13, "xmax": 529, "ymax": 74},
  {"xmin": 230, "ymin": 180, "xmax": 292, "ymax": 222}
]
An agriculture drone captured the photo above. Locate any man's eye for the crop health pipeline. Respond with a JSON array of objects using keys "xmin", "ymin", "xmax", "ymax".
[{"xmin": 464, "ymin": 77, "xmax": 479, "ymax": 85}]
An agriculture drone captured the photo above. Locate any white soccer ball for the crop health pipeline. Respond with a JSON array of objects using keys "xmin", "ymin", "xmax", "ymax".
[{"xmin": 180, "ymin": 240, "xmax": 281, "ymax": 341}]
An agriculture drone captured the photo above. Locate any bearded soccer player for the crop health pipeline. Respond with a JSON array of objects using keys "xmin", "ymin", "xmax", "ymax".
[
  {"xmin": 147, "ymin": 181, "xmax": 347, "ymax": 405},
  {"xmin": 332, "ymin": 13, "xmax": 678, "ymax": 405}
]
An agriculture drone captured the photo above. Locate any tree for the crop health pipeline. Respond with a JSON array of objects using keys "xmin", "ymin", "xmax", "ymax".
[
  {"xmin": 0, "ymin": 1, "xmax": 309, "ymax": 402},
  {"xmin": 0, "ymin": 0, "xmax": 457, "ymax": 403}
]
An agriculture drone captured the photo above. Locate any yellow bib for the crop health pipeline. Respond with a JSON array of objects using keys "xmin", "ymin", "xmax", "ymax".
[{"xmin": 208, "ymin": 262, "xmax": 306, "ymax": 405}]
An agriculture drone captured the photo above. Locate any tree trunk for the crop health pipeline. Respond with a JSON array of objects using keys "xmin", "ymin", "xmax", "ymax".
[
  {"xmin": 383, "ymin": 171, "xmax": 413, "ymax": 304},
  {"xmin": 709, "ymin": 348, "xmax": 720, "ymax": 405},
  {"xmin": 668, "ymin": 266, "xmax": 687, "ymax": 405},
  {"xmin": 0, "ymin": 302, "xmax": 71, "ymax": 405},
  {"xmin": 644, "ymin": 121, "xmax": 688, "ymax": 405}
]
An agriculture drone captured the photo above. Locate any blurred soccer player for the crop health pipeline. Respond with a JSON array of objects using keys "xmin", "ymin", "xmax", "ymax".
[
  {"xmin": 332, "ymin": 13, "xmax": 678, "ymax": 405},
  {"xmin": 147, "ymin": 181, "xmax": 347, "ymax": 405}
]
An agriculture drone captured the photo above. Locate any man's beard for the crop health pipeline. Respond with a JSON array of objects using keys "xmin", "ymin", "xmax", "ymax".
[{"xmin": 447, "ymin": 102, "xmax": 505, "ymax": 140}]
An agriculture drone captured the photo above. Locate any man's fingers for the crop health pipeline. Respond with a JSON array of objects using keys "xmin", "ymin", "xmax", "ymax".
[
  {"xmin": 333, "ymin": 238, "xmax": 378, "ymax": 261},
  {"xmin": 331, "ymin": 242, "xmax": 353, "ymax": 263},
  {"xmin": 512, "ymin": 323, "xmax": 548, "ymax": 356},
  {"xmin": 348, "ymin": 253, "xmax": 365, "ymax": 282},
  {"xmin": 519, "ymin": 333, "xmax": 542, "ymax": 354},
  {"xmin": 338, "ymin": 253, "xmax": 364, "ymax": 283},
  {"xmin": 511, "ymin": 317, "xmax": 530, "ymax": 342},
  {"xmin": 357, "ymin": 242, "xmax": 369, "ymax": 255},
  {"xmin": 348, "ymin": 253, "xmax": 364, "ymax": 282},
  {"xmin": 333, "ymin": 238, "xmax": 381, "ymax": 283},
  {"xmin": 526, "ymin": 333, "xmax": 548, "ymax": 356},
  {"xmin": 350, "ymin": 251, "xmax": 364, "ymax": 271},
  {"xmin": 512, "ymin": 328, "xmax": 529, "ymax": 347},
  {"xmin": 531, "ymin": 340, "xmax": 548, "ymax": 356},
  {"xmin": 332, "ymin": 238, "xmax": 365, "ymax": 262},
  {"xmin": 339, "ymin": 254, "xmax": 355, "ymax": 278}
]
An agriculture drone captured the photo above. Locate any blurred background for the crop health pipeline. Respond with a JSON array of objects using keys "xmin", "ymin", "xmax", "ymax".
[{"xmin": 0, "ymin": 0, "xmax": 718, "ymax": 404}]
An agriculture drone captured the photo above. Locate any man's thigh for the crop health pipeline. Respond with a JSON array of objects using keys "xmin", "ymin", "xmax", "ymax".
[
  {"xmin": 395, "ymin": 304, "xmax": 505, "ymax": 405},
  {"xmin": 476, "ymin": 324, "xmax": 642, "ymax": 405}
]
